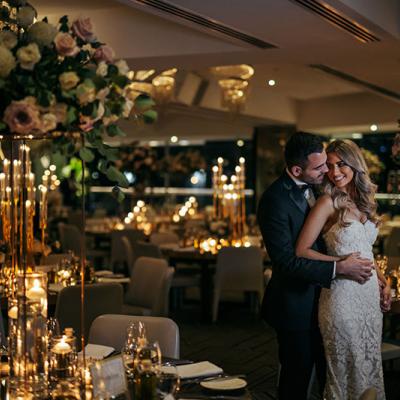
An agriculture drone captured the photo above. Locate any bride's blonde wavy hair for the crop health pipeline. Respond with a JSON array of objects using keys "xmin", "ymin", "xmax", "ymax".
[{"xmin": 322, "ymin": 139, "xmax": 379, "ymax": 227}]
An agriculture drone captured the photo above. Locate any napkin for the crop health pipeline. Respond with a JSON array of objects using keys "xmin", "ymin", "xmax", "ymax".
[
  {"xmin": 80, "ymin": 344, "xmax": 115, "ymax": 360},
  {"xmin": 95, "ymin": 270, "xmax": 114, "ymax": 277},
  {"xmin": 163, "ymin": 361, "xmax": 223, "ymax": 379}
]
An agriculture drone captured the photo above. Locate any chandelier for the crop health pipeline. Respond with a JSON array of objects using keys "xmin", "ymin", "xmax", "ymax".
[
  {"xmin": 211, "ymin": 64, "xmax": 254, "ymax": 113},
  {"xmin": 127, "ymin": 68, "xmax": 178, "ymax": 105}
]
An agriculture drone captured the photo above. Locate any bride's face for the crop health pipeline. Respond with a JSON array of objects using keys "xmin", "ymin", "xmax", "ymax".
[{"xmin": 326, "ymin": 152, "xmax": 354, "ymax": 190}]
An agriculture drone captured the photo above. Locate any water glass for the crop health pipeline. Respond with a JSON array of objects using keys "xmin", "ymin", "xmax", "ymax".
[{"xmin": 157, "ymin": 365, "xmax": 180, "ymax": 399}]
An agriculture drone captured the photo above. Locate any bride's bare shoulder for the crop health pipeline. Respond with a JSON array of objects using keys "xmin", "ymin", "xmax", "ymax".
[{"xmin": 315, "ymin": 194, "xmax": 335, "ymax": 213}]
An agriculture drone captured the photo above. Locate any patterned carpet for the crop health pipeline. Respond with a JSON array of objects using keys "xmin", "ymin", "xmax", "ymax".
[{"xmin": 172, "ymin": 301, "xmax": 400, "ymax": 400}]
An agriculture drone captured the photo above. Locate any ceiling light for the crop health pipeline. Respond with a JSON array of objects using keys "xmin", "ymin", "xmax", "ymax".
[
  {"xmin": 190, "ymin": 175, "xmax": 199, "ymax": 185},
  {"xmin": 170, "ymin": 136, "xmax": 178, "ymax": 143},
  {"xmin": 211, "ymin": 64, "xmax": 254, "ymax": 113},
  {"xmin": 268, "ymin": 79, "xmax": 276, "ymax": 86},
  {"xmin": 351, "ymin": 133, "xmax": 363, "ymax": 139},
  {"xmin": 370, "ymin": 124, "xmax": 378, "ymax": 132},
  {"xmin": 236, "ymin": 139, "xmax": 244, "ymax": 147}
]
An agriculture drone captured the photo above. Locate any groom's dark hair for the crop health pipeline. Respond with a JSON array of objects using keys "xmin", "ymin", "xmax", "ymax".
[{"xmin": 285, "ymin": 132, "xmax": 324, "ymax": 168}]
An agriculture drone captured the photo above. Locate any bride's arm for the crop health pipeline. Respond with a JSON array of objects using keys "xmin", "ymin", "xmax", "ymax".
[
  {"xmin": 296, "ymin": 195, "xmax": 340, "ymax": 262},
  {"xmin": 375, "ymin": 263, "xmax": 391, "ymax": 311}
]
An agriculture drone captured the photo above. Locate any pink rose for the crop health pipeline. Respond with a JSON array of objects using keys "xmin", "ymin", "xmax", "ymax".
[
  {"xmin": 93, "ymin": 45, "xmax": 115, "ymax": 64},
  {"xmin": 54, "ymin": 32, "xmax": 79, "ymax": 57},
  {"xmin": 71, "ymin": 17, "xmax": 96, "ymax": 43},
  {"xmin": 3, "ymin": 99, "xmax": 41, "ymax": 134},
  {"xmin": 79, "ymin": 115, "xmax": 95, "ymax": 132}
]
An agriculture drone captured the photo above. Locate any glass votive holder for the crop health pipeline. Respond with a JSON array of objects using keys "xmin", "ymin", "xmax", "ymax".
[
  {"xmin": 49, "ymin": 335, "xmax": 78, "ymax": 384},
  {"xmin": 50, "ymin": 380, "xmax": 81, "ymax": 400}
]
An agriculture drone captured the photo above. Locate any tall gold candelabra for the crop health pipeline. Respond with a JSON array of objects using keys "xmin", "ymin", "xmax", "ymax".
[
  {"xmin": 212, "ymin": 157, "xmax": 246, "ymax": 242},
  {"xmin": 0, "ymin": 142, "xmax": 49, "ymax": 398}
]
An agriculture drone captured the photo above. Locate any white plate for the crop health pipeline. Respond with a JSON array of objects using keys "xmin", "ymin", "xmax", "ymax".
[{"xmin": 200, "ymin": 377, "xmax": 247, "ymax": 391}]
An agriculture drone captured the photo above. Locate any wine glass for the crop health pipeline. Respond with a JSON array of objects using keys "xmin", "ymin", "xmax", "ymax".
[
  {"xmin": 122, "ymin": 321, "xmax": 147, "ymax": 379},
  {"xmin": 137, "ymin": 340, "xmax": 162, "ymax": 372},
  {"xmin": 157, "ymin": 365, "xmax": 180, "ymax": 399}
]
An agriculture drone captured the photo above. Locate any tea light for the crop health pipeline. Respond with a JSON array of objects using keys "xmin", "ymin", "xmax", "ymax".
[
  {"xmin": 8, "ymin": 306, "xmax": 18, "ymax": 319},
  {"xmin": 52, "ymin": 337, "xmax": 72, "ymax": 355},
  {"xmin": 26, "ymin": 279, "xmax": 46, "ymax": 300}
]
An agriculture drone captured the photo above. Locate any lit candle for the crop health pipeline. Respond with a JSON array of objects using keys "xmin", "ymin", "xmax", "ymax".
[
  {"xmin": 3, "ymin": 159, "xmax": 9, "ymax": 178},
  {"xmin": 52, "ymin": 337, "xmax": 72, "ymax": 355},
  {"xmin": 8, "ymin": 305, "xmax": 18, "ymax": 319},
  {"xmin": 26, "ymin": 279, "xmax": 46, "ymax": 300}
]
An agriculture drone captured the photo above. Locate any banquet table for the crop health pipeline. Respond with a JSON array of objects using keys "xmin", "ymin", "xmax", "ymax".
[{"xmin": 163, "ymin": 246, "xmax": 270, "ymax": 321}]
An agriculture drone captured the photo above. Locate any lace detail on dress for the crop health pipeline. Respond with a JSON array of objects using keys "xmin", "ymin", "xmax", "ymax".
[{"xmin": 319, "ymin": 220, "xmax": 385, "ymax": 400}]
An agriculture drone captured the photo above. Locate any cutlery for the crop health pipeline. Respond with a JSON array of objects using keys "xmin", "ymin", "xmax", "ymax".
[
  {"xmin": 202, "ymin": 374, "xmax": 246, "ymax": 382},
  {"xmin": 181, "ymin": 374, "xmax": 246, "ymax": 386},
  {"xmin": 178, "ymin": 395, "xmax": 248, "ymax": 400}
]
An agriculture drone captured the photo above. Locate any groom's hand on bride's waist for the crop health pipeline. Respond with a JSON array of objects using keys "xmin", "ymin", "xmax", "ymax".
[{"xmin": 335, "ymin": 252, "xmax": 374, "ymax": 284}]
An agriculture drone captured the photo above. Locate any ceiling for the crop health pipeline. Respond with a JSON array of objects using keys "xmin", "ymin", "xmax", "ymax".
[{"xmin": 31, "ymin": 0, "xmax": 400, "ymax": 140}]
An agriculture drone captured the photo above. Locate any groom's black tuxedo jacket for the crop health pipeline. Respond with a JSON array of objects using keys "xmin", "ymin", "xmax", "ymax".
[{"xmin": 257, "ymin": 171, "xmax": 335, "ymax": 331}]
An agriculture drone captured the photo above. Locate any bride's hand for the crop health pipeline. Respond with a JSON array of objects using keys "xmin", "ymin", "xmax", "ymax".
[{"xmin": 380, "ymin": 283, "xmax": 392, "ymax": 313}]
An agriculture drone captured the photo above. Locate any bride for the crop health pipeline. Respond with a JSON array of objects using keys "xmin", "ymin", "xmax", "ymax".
[{"xmin": 295, "ymin": 139, "xmax": 390, "ymax": 399}]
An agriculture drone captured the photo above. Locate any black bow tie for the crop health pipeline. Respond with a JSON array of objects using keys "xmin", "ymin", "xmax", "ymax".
[{"xmin": 298, "ymin": 184, "xmax": 312, "ymax": 193}]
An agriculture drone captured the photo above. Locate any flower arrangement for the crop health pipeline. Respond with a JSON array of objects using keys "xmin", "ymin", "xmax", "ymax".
[
  {"xmin": 360, "ymin": 147, "xmax": 384, "ymax": 178},
  {"xmin": 0, "ymin": 0, "xmax": 157, "ymax": 198},
  {"xmin": 161, "ymin": 149, "xmax": 206, "ymax": 174},
  {"xmin": 392, "ymin": 133, "xmax": 400, "ymax": 166}
]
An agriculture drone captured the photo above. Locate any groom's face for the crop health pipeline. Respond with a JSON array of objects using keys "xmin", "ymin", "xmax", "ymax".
[{"xmin": 298, "ymin": 151, "xmax": 328, "ymax": 185}]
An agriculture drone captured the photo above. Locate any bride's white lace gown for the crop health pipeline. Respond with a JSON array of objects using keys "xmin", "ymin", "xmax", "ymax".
[{"xmin": 320, "ymin": 219, "xmax": 385, "ymax": 400}]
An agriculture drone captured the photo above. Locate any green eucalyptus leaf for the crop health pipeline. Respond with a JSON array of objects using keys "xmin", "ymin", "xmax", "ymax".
[
  {"xmin": 107, "ymin": 64, "xmax": 118, "ymax": 77},
  {"xmin": 134, "ymin": 94, "xmax": 155, "ymax": 111},
  {"xmin": 79, "ymin": 147, "xmax": 95, "ymax": 162},
  {"xmin": 104, "ymin": 148, "xmax": 119, "ymax": 161},
  {"xmin": 65, "ymin": 107, "xmax": 78, "ymax": 125},
  {"xmin": 142, "ymin": 109, "xmax": 158, "ymax": 124},
  {"xmin": 112, "ymin": 186, "xmax": 125, "ymax": 203},
  {"xmin": 113, "ymin": 75, "xmax": 129, "ymax": 88},
  {"xmin": 98, "ymin": 159, "xmax": 109, "ymax": 174},
  {"xmin": 106, "ymin": 124, "xmax": 125, "ymax": 137},
  {"xmin": 59, "ymin": 15, "xmax": 68, "ymax": 24},
  {"xmin": 106, "ymin": 166, "xmax": 129, "ymax": 188}
]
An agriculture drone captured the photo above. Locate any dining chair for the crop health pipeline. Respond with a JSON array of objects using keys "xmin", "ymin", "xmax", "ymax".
[
  {"xmin": 55, "ymin": 283, "xmax": 123, "ymax": 348},
  {"xmin": 359, "ymin": 387, "xmax": 377, "ymax": 400},
  {"xmin": 88, "ymin": 314, "xmax": 180, "ymax": 358},
  {"xmin": 120, "ymin": 229, "xmax": 146, "ymax": 248},
  {"xmin": 123, "ymin": 257, "xmax": 174, "ymax": 317},
  {"xmin": 58, "ymin": 223, "xmax": 82, "ymax": 255},
  {"xmin": 133, "ymin": 241, "xmax": 163, "ymax": 259},
  {"xmin": 212, "ymin": 246, "xmax": 264, "ymax": 322},
  {"xmin": 40, "ymin": 253, "xmax": 73, "ymax": 266},
  {"xmin": 150, "ymin": 232, "xmax": 179, "ymax": 246},
  {"xmin": 381, "ymin": 340, "xmax": 400, "ymax": 369},
  {"xmin": 59, "ymin": 223, "xmax": 109, "ymax": 266},
  {"xmin": 110, "ymin": 232, "xmax": 133, "ymax": 275}
]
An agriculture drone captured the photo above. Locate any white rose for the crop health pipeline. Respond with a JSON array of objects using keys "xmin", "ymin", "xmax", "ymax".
[
  {"xmin": 41, "ymin": 113, "xmax": 57, "ymax": 132},
  {"xmin": 17, "ymin": 43, "xmax": 41, "ymax": 70},
  {"xmin": 0, "ymin": 45, "xmax": 16, "ymax": 78},
  {"xmin": 95, "ymin": 102, "xmax": 105, "ymax": 121},
  {"xmin": 59, "ymin": 71, "xmax": 80, "ymax": 91},
  {"xmin": 115, "ymin": 59, "xmax": 129, "ymax": 76},
  {"xmin": 28, "ymin": 21, "xmax": 57, "ymax": 47},
  {"xmin": 96, "ymin": 61, "xmax": 108, "ymax": 77},
  {"xmin": 17, "ymin": 6, "xmax": 36, "ymax": 29},
  {"xmin": 96, "ymin": 87, "xmax": 110, "ymax": 101},
  {"xmin": 0, "ymin": 31, "xmax": 18, "ymax": 50}
]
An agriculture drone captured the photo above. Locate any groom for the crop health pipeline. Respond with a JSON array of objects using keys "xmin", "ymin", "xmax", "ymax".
[{"xmin": 257, "ymin": 132, "xmax": 374, "ymax": 400}]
